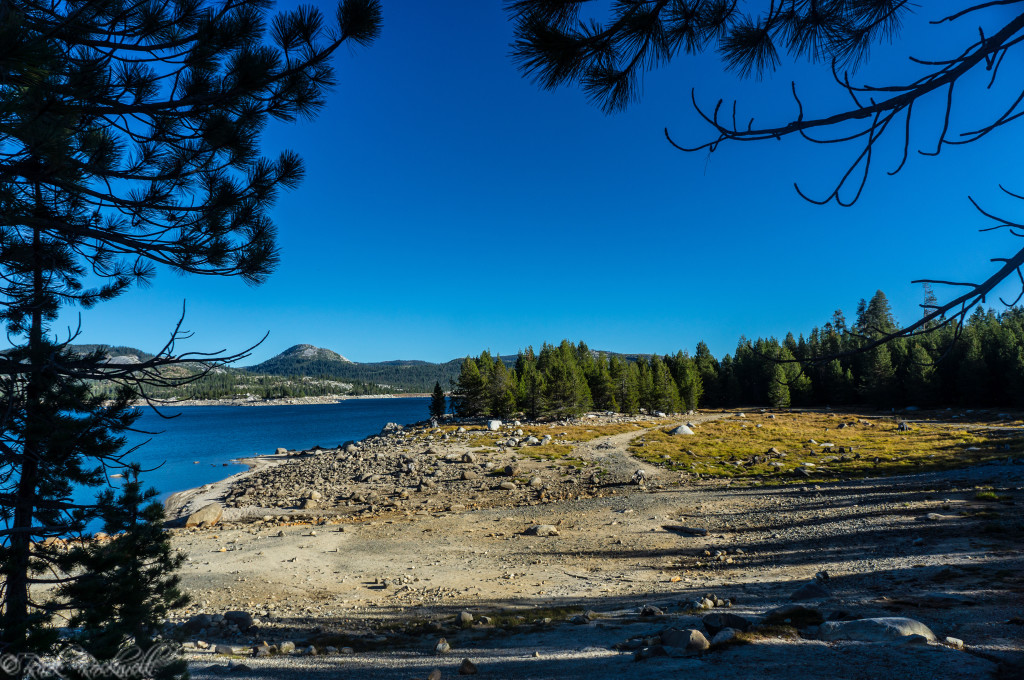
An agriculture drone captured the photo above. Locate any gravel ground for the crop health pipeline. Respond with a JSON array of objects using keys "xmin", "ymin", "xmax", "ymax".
[{"xmin": 165, "ymin": 411, "xmax": 1024, "ymax": 679}]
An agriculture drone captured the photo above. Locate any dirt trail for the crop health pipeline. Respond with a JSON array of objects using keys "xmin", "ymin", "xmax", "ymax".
[{"xmin": 573, "ymin": 412, "xmax": 728, "ymax": 483}]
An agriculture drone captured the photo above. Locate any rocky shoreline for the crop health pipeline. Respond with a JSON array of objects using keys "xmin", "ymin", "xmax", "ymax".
[
  {"xmin": 139, "ymin": 393, "xmax": 429, "ymax": 408},
  {"xmin": 160, "ymin": 411, "xmax": 1023, "ymax": 679}
]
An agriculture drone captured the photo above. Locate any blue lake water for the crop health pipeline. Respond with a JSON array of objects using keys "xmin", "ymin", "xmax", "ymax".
[{"xmin": 90, "ymin": 397, "xmax": 431, "ymax": 503}]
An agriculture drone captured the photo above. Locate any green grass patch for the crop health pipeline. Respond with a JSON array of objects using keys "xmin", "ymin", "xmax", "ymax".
[{"xmin": 629, "ymin": 411, "xmax": 1022, "ymax": 481}]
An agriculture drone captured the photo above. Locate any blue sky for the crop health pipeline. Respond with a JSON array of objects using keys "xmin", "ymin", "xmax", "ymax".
[{"xmin": 62, "ymin": 1, "xmax": 1024, "ymax": 364}]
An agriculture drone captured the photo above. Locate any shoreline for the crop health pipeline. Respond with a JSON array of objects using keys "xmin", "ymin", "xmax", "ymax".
[{"xmin": 140, "ymin": 393, "xmax": 429, "ymax": 408}]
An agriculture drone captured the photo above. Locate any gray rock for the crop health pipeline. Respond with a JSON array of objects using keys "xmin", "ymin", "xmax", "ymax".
[
  {"xmin": 818, "ymin": 617, "xmax": 936, "ymax": 642},
  {"xmin": 224, "ymin": 610, "xmax": 253, "ymax": 631},
  {"xmin": 710, "ymin": 629, "xmax": 738, "ymax": 646},
  {"xmin": 524, "ymin": 524, "xmax": 559, "ymax": 537},
  {"xmin": 214, "ymin": 644, "xmax": 236, "ymax": 655},
  {"xmin": 275, "ymin": 447, "xmax": 288, "ymax": 455},
  {"xmin": 528, "ymin": 476, "xmax": 543, "ymax": 488},
  {"xmin": 525, "ymin": 436, "xmax": 540, "ymax": 445},
  {"xmin": 461, "ymin": 470, "xmax": 479, "ymax": 481},
  {"xmin": 185, "ymin": 613, "xmax": 212, "ymax": 632},
  {"xmin": 669, "ymin": 425, "xmax": 694, "ymax": 435},
  {"xmin": 944, "ymin": 636, "xmax": 965, "ymax": 650},
  {"xmin": 458, "ymin": 658, "xmax": 477, "ymax": 675},
  {"xmin": 185, "ymin": 503, "xmax": 223, "ymax": 528},
  {"xmin": 428, "ymin": 670, "xmax": 442, "ymax": 680},
  {"xmin": 702, "ymin": 612, "xmax": 752, "ymax": 635},
  {"xmin": 459, "ymin": 611, "xmax": 474, "ymax": 626},
  {"xmin": 498, "ymin": 481, "xmax": 517, "ymax": 491},
  {"xmin": 434, "ymin": 637, "xmax": 450, "ymax": 655},
  {"xmin": 791, "ymin": 580, "xmax": 830, "ymax": 601},
  {"xmin": 279, "ymin": 641, "xmax": 296, "ymax": 654},
  {"xmin": 661, "ymin": 628, "xmax": 709, "ymax": 654}
]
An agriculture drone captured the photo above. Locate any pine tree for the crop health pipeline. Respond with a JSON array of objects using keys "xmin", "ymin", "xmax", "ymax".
[
  {"xmin": 767, "ymin": 363, "xmax": 791, "ymax": 409},
  {"xmin": 489, "ymin": 358, "xmax": 517, "ymax": 419},
  {"xmin": 609, "ymin": 355, "xmax": 639, "ymax": 414},
  {"xmin": 452, "ymin": 357, "xmax": 486, "ymax": 417},
  {"xmin": 517, "ymin": 358, "xmax": 546, "ymax": 420},
  {"xmin": 57, "ymin": 465, "xmax": 188, "ymax": 679},
  {"xmin": 0, "ymin": 0, "xmax": 381, "ymax": 659},
  {"xmin": 429, "ymin": 381, "xmax": 447, "ymax": 419},
  {"xmin": 649, "ymin": 355, "xmax": 680, "ymax": 413}
]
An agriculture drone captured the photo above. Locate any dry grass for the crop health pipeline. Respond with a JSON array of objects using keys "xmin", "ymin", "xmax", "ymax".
[{"xmin": 629, "ymin": 411, "xmax": 1023, "ymax": 482}]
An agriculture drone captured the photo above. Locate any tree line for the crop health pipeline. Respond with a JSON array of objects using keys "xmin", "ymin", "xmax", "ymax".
[{"xmin": 450, "ymin": 291, "xmax": 1024, "ymax": 419}]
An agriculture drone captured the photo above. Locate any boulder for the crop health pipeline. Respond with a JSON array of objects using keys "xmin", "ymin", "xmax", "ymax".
[
  {"xmin": 702, "ymin": 612, "xmax": 753, "ymax": 636},
  {"xmin": 669, "ymin": 424, "xmax": 694, "ymax": 435},
  {"xmin": 661, "ymin": 628, "xmax": 709, "ymax": 654},
  {"xmin": 790, "ymin": 580, "xmax": 830, "ymax": 601},
  {"xmin": 184, "ymin": 613, "xmax": 212, "ymax": 632},
  {"xmin": 185, "ymin": 503, "xmax": 223, "ymax": 528},
  {"xmin": 224, "ymin": 610, "xmax": 253, "ymax": 631},
  {"xmin": 487, "ymin": 420, "xmax": 502, "ymax": 431},
  {"xmin": 710, "ymin": 629, "xmax": 738, "ymax": 646},
  {"xmin": 818, "ymin": 617, "xmax": 936, "ymax": 642}
]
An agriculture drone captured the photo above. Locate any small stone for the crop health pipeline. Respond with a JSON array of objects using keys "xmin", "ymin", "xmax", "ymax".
[
  {"xmin": 458, "ymin": 658, "xmax": 477, "ymax": 675},
  {"xmin": 524, "ymin": 524, "xmax": 559, "ymax": 537},
  {"xmin": 639, "ymin": 604, "xmax": 664, "ymax": 617},
  {"xmin": 710, "ymin": 629, "xmax": 737, "ymax": 646},
  {"xmin": 498, "ymin": 481, "xmax": 517, "ymax": 491},
  {"xmin": 434, "ymin": 637, "xmax": 450, "ymax": 655},
  {"xmin": 459, "ymin": 611, "xmax": 474, "ymax": 626},
  {"xmin": 461, "ymin": 470, "xmax": 479, "ymax": 481},
  {"xmin": 528, "ymin": 476, "xmax": 543, "ymax": 488},
  {"xmin": 944, "ymin": 636, "xmax": 965, "ymax": 650},
  {"xmin": 279, "ymin": 641, "xmax": 295, "ymax": 654},
  {"xmin": 428, "ymin": 670, "xmax": 442, "ymax": 680}
]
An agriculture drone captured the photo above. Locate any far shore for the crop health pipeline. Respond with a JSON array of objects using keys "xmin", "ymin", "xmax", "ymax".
[{"xmin": 136, "ymin": 392, "xmax": 430, "ymax": 408}]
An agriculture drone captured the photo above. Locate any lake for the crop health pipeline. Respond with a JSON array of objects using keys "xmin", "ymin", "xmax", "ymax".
[{"xmin": 92, "ymin": 397, "xmax": 431, "ymax": 503}]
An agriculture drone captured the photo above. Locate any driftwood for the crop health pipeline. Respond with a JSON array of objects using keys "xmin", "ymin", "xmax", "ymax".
[{"xmin": 662, "ymin": 525, "xmax": 708, "ymax": 537}]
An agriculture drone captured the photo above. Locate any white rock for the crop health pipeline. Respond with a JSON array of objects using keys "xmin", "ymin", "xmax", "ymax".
[{"xmin": 818, "ymin": 617, "xmax": 936, "ymax": 642}]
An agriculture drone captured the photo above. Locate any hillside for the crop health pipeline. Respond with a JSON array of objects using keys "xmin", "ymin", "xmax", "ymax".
[
  {"xmin": 71, "ymin": 343, "xmax": 642, "ymax": 400},
  {"xmin": 245, "ymin": 344, "xmax": 463, "ymax": 393}
]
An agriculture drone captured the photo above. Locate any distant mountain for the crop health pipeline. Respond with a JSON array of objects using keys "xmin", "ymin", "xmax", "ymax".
[
  {"xmin": 244, "ymin": 344, "xmax": 463, "ymax": 393},
  {"xmin": 71, "ymin": 344, "xmax": 157, "ymax": 364},
  {"xmin": 69, "ymin": 342, "xmax": 648, "ymax": 398}
]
